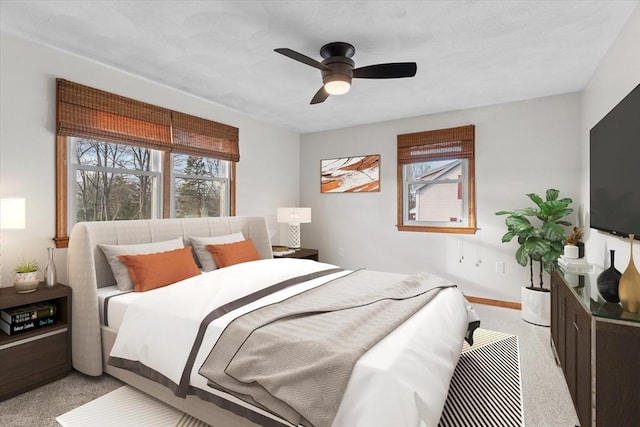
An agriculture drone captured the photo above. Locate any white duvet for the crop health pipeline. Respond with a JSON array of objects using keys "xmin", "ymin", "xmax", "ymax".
[{"xmin": 109, "ymin": 258, "xmax": 476, "ymax": 427}]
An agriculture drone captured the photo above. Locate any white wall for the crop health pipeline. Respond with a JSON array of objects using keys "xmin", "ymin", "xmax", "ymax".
[
  {"xmin": 0, "ymin": 32, "xmax": 301, "ymax": 287},
  {"xmin": 300, "ymin": 93, "xmax": 582, "ymax": 303},
  {"xmin": 581, "ymin": 5, "xmax": 640, "ymax": 271}
]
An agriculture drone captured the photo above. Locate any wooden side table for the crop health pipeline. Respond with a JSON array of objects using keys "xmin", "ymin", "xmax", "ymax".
[
  {"xmin": 0, "ymin": 283, "xmax": 72, "ymax": 401},
  {"xmin": 273, "ymin": 248, "xmax": 319, "ymax": 261}
]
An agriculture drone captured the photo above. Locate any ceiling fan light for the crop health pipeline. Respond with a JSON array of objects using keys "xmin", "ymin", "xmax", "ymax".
[{"xmin": 324, "ymin": 76, "xmax": 351, "ymax": 95}]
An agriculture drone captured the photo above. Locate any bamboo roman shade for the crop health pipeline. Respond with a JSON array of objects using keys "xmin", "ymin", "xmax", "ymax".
[
  {"xmin": 56, "ymin": 79, "xmax": 239, "ymax": 161},
  {"xmin": 171, "ymin": 111, "xmax": 239, "ymax": 161},
  {"xmin": 397, "ymin": 124, "xmax": 475, "ymax": 164}
]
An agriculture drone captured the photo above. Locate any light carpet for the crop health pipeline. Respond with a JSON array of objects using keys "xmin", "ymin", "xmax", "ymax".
[{"xmin": 57, "ymin": 329, "xmax": 522, "ymax": 427}]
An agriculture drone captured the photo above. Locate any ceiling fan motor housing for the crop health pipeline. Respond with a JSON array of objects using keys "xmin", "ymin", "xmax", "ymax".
[
  {"xmin": 321, "ymin": 56, "xmax": 354, "ymax": 87},
  {"xmin": 320, "ymin": 42, "xmax": 355, "ymax": 89}
]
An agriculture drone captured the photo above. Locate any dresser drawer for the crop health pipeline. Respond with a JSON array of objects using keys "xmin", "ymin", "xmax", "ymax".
[{"xmin": 0, "ymin": 329, "xmax": 69, "ymax": 398}]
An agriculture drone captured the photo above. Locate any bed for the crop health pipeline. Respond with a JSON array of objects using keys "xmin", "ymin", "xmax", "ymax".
[{"xmin": 67, "ymin": 216, "xmax": 479, "ymax": 427}]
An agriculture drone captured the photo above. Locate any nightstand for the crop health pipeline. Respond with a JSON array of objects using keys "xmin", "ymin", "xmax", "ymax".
[
  {"xmin": 273, "ymin": 248, "xmax": 319, "ymax": 261},
  {"xmin": 0, "ymin": 283, "xmax": 72, "ymax": 401}
]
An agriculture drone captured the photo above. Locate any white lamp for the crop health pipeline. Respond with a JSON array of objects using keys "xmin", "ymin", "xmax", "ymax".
[
  {"xmin": 277, "ymin": 207, "xmax": 311, "ymax": 249},
  {"xmin": 1, "ymin": 198, "xmax": 26, "ymax": 229},
  {"xmin": 1, "ymin": 198, "xmax": 26, "ymax": 285}
]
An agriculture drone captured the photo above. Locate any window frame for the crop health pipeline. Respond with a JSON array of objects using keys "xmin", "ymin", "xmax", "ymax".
[
  {"xmin": 57, "ymin": 137, "xmax": 236, "ymax": 247},
  {"xmin": 68, "ymin": 137, "xmax": 163, "ymax": 228},
  {"xmin": 55, "ymin": 79, "xmax": 238, "ymax": 248},
  {"xmin": 396, "ymin": 124, "xmax": 476, "ymax": 234},
  {"xmin": 170, "ymin": 153, "xmax": 232, "ymax": 218}
]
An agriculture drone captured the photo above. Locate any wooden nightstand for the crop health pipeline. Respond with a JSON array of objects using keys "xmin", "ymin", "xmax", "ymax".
[
  {"xmin": 273, "ymin": 248, "xmax": 319, "ymax": 261},
  {"xmin": 0, "ymin": 283, "xmax": 72, "ymax": 401}
]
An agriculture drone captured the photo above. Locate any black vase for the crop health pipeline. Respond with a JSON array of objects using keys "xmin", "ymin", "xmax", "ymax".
[{"xmin": 597, "ymin": 249, "xmax": 621, "ymax": 303}]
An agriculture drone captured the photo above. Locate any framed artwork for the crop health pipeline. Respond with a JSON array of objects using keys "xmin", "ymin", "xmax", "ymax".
[{"xmin": 321, "ymin": 154, "xmax": 380, "ymax": 193}]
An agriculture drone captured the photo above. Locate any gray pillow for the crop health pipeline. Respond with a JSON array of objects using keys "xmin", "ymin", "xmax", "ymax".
[
  {"xmin": 190, "ymin": 232, "xmax": 245, "ymax": 271},
  {"xmin": 99, "ymin": 237, "xmax": 184, "ymax": 291}
]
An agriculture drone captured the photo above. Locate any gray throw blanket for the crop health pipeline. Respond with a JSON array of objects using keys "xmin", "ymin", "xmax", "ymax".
[{"xmin": 198, "ymin": 269, "xmax": 455, "ymax": 427}]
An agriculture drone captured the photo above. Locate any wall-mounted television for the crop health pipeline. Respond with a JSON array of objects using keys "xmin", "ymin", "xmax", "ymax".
[{"xmin": 590, "ymin": 83, "xmax": 640, "ymax": 241}]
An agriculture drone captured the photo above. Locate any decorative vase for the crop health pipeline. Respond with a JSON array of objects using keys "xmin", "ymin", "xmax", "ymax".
[
  {"xmin": 44, "ymin": 247, "xmax": 57, "ymax": 288},
  {"xmin": 596, "ymin": 249, "xmax": 621, "ymax": 303},
  {"xmin": 618, "ymin": 234, "xmax": 640, "ymax": 313},
  {"xmin": 563, "ymin": 245, "xmax": 579, "ymax": 259},
  {"xmin": 576, "ymin": 241, "xmax": 585, "ymax": 258}
]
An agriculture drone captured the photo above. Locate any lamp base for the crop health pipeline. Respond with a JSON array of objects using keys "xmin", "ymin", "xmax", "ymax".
[{"xmin": 288, "ymin": 223, "xmax": 301, "ymax": 249}]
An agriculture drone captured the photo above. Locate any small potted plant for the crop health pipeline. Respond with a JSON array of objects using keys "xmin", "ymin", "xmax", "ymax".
[
  {"xmin": 13, "ymin": 258, "xmax": 40, "ymax": 293},
  {"xmin": 564, "ymin": 226, "xmax": 584, "ymax": 258}
]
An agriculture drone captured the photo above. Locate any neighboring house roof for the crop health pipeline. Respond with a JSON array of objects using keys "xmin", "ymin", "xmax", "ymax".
[{"xmin": 412, "ymin": 160, "xmax": 462, "ymax": 194}]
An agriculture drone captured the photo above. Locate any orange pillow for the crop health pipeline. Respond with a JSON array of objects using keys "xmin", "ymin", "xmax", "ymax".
[
  {"xmin": 118, "ymin": 246, "xmax": 201, "ymax": 292},
  {"xmin": 205, "ymin": 240, "xmax": 261, "ymax": 268}
]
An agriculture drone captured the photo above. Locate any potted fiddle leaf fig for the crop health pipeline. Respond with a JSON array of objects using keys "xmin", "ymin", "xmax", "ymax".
[{"xmin": 495, "ymin": 188, "xmax": 573, "ymax": 326}]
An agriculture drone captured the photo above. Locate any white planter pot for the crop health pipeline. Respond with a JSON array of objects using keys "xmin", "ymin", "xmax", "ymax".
[
  {"xmin": 521, "ymin": 286, "xmax": 551, "ymax": 326},
  {"xmin": 14, "ymin": 271, "xmax": 40, "ymax": 293}
]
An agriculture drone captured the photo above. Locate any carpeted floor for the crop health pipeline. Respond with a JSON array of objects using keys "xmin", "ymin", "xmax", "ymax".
[
  {"xmin": 0, "ymin": 303, "xmax": 579, "ymax": 426},
  {"xmin": 0, "ymin": 370, "xmax": 123, "ymax": 427}
]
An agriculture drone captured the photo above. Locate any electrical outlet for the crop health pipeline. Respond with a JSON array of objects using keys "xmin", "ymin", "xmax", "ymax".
[
  {"xmin": 495, "ymin": 261, "xmax": 505, "ymax": 274},
  {"xmin": 338, "ymin": 248, "xmax": 344, "ymax": 257}
]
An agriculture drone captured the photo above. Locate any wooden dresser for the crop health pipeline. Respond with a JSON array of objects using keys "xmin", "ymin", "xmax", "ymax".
[{"xmin": 551, "ymin": 270, "xmax": 640, "ymax": 427}]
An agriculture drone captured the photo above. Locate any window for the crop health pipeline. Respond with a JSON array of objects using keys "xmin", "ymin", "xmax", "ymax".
[
  {"xmin": 55, "ymin": 79, "xmax": 238, "ymax": 247},
  {"xmin": 71, "ymin": 138, "xmax": 161, "ymax": 223},
  {"xmin": 397, "ymin": 125, "xmax": 476, "ymax": 234},
  {"xmin": 172, "ymin": 154, "xmax": 230, "ymax": 218}
]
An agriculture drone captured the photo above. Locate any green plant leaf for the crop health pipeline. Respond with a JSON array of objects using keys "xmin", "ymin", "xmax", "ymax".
[
  {"xmin": 527, "ymin": 193, "xmax": 544, "ymax": 206},
  {"xmin": 515, "ymin": 245, "xmax": 529, "ymax": 266},
  {"xmin": 542, "ymin": 221, "xmax": 566, "ymax": 242},
  {"xmin": 505, "ymin": 215, "xmax": 533, "ymax": 232},
  {"xmin": 546, "ymin": 188, "xmax": 559, "ymax": 201},
  {"xmin": 501, "ymin": 231, "xmax": 515, "ymax": 243},
  {"xmin": 524, "ymin": 237, "xmax": 551, "ymax": 260}
]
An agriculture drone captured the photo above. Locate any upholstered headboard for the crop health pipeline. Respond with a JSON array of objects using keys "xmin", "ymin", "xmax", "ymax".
[{"xmin": 67, "ymin": 216, "xmax": 273, "ymax": 376}]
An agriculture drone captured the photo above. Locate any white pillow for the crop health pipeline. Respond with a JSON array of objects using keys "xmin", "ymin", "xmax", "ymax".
[
  {"xmin": 190, "ymin": 232, "xmax": 245, "ymax": 271},
  {"xmin": 99, "ymin": 237, "xmax": 184, "ymax": 291}
]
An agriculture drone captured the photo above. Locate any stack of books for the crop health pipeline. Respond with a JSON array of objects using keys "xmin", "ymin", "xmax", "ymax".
[
  {"xmin": 558, "ymin": 256, "xmax": 594, "ymax": 274},
  {"xmin": 0, "ymin": 302, "xmax": 57, "ymax": 336}
]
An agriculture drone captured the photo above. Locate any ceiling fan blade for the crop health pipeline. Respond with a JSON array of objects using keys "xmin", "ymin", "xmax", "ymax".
[
  {"xmin": 353, "ymin": 62, "xmax": 417, "ymax": 79},
  {"xmin": 274, "ymin": 48, "xmax": 329, "ymax": 71},
  {"xmin": 310, "ymin": 86, "xmax": 329, "ymax": 104}
]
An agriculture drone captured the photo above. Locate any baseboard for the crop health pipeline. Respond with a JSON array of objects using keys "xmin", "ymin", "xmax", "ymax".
[{"xmin": 465, "ymin": 295, "xmax": 521, "ymax": 310}]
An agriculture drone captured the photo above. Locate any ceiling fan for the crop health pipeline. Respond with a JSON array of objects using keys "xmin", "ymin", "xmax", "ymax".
[{"xmin": 274, "ymin": 41, "xmax": 417, "ymax": 104}]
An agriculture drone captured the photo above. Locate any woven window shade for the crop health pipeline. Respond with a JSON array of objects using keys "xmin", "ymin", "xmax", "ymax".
[
  {"xmin": 171, "ymin": 111, "xmax": 239, "ymax": 162},
  {"xmin": 56, "ymin": 79, "xmax": 172, "ymax": 150},
  {"xmin": 398, "ymin": 125, "xmax": 474, "ymax": 164}
]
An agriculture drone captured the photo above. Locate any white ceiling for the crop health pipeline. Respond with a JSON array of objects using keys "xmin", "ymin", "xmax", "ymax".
[{"xmin": 1, "ymin": 1, "xmax": 637, "ymax": 133}]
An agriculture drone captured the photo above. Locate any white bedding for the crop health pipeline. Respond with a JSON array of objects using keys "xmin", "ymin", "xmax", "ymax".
[
  {"xmin": 109, "ymin": 258, "xmax": 475, "ymax": 427},
  {"xmin": 97, "ymin": 286, "xmax": 139, "ymax": 330}
]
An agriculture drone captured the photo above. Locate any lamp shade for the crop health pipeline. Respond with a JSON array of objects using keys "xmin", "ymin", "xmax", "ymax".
[
  {"xmin": 0, "ymin": 198, "xmax": 26, "ymax": 229},
  {"xmin": 277, "ymin": 207, "xmax": 311, "ymax": 224}
]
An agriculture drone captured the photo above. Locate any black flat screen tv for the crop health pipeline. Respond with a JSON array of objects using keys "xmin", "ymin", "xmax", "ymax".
[{"xmin": 590, "ymin": 83, "xmax": 640, "ymax": 240}]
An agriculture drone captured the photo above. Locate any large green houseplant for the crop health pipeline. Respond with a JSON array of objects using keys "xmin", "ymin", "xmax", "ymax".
[{"xmin": 496, "ymin": 188, "xmax": 573, "ymax": 291}]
